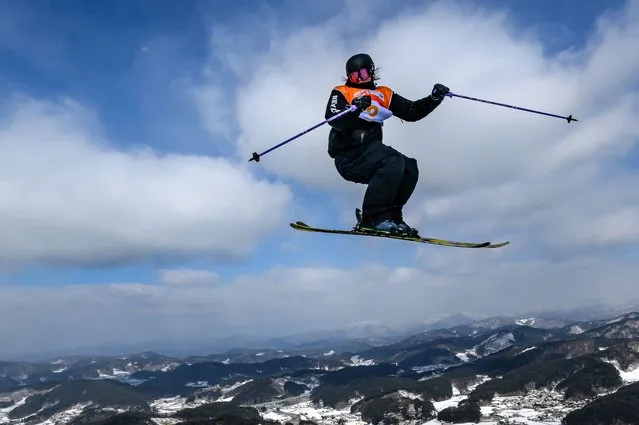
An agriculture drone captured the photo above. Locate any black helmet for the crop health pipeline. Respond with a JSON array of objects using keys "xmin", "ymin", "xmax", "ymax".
[{"xmin": 345, "ymin": 53, "xmax": 375, "ymax": 76}]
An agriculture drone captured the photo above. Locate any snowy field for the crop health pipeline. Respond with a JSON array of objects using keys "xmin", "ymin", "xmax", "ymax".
[{"xmin": 1, "ymin": 361, "xmax": 637, "ymax": 425}]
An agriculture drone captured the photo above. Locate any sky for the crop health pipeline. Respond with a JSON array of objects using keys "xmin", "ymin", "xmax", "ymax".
[{"xmin": 1, "ymin": 0, "xmax": 638, "ymax": 359}]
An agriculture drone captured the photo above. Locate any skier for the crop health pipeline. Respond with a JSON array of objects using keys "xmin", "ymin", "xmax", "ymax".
[{"xmin": 324, "ymin": 52, "xmax": 450, "ymax": 235}]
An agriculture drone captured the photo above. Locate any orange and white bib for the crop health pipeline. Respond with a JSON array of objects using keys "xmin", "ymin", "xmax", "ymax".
[{"xmin": 335, "ymin": 85, "xmax": 394, "ymax": 125}]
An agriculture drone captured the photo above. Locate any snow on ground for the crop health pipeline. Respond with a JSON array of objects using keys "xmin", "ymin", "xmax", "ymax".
[
  {"xmin": 395, "ymin": 389, "xmax": 422, "ymax": 400},
  {"xmin": 51, "ymin": 366, "xmax": 69, "ymax": 374},
  {"xmin": 149, "ymin": 382, "xmax": 257, "ymax": 417},
  {"xmin": 262, "ymin": 411, "xmax": 290, "ymax": 421},
  {"xmin": 619, "ymin": 365, "xmax": 639, "ymax": 383},
  {"xmin": 602, "ymin": 358, "xmax": 639, "ymax": 383},
  {"xmin": 423, "ymin": 421, "xmax": 558, "ymax": 425},
  {"xmin": 455, "ymin": 347, "xmax": 478, "ymax": 363},
  {"xmin": 37, "ymin": 404, "xmax": 111, "ymax": 425},
  {"xmin": 9, "ymin": 356, "xmax": 637, "ymax": 425},
  {"xmin": 90, "ymin": 368, "xmax": 148, "ymax": 386},
  {"xmin": 452, "ymin": 384, "xmax": 461, "ymax": 396},
  {"xmin": 413, "ymin": 364, "xmax": 450, "ymax": 374},
  {"xmin": 1, "ymin": 401, "xmax": 95, "ymax": 425},
  {"xmin": 408, "ymin": 388, "xmax": 570, "ymax": 425},
  {"xmin": 259, "ymin": 398, "xmax": 364, "ymax": 425},
  {"xmin": 112, "ymin": 368, "xmax": 130, "ymax": 377},
  {"xmin": 480, "ymin": 332, "xmax": 516, "ymax": 355},
  {"xmin": 569, "ymin": 325, "xmax": 584, "ymax": 334},
  {"xmin": 290, "ymin": 375, "xmax": 321, "ymax": 391},
  {"xmin": 152, "ymin": 378, "xmax": 254, "ymax": 411},
  {"xmin": 253, "ymin": 376, "xmax": 573, "ymax": 425},
  {"xmin": 151, "ymin": 396, "xmax": 194, "ymax": 415},
  {"xmin": 518, "ymin": 346, "xmax": 537, "ymax": 355},
  {"xmin": 432, "ymin": 393, "xmax": 466, "ymax": 411},
  {"xmin": 221, "ymin": 379, "xmax": 252, "ymax": 395},
  {"xmin": 0, "ymin": 394, "xmax": 31, "ymax": 424},
  {"xmin": 347, "ymin": 356, "xmax": 375, "ymax": 366},
  {"xmin": 255, "ymin": 386, "xmax": 572, "ymax": 425},
  {"xmin": 456, "ymin": 352, "xmax": 470, "ymax": 362},
  {"xmin": 516, "ymin": 318, "xmax": 536, "ymax": 326},
  {"xmin": 185, "ymin": 380, "xmax": 209, "ymax": 387},
  {"xmin": 0, "ymin": 372, "xmax": 602, "ymax": 425},
  {"xmin": 119, "ymin": 376, "xmax": 148, "ymax": 386},
  {"xmin": 476, "ymin": 389, "xmax": 580, "ymax": 425},
  {"xmin": 152, "ymin": 418, "xmax": 182, "ymax": 425},
  {"xmin": 427, "ymin": 377, "xmax": 570, "ymax": 425}
]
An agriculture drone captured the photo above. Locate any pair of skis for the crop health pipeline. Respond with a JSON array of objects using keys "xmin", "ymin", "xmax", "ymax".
[{"xmin": 290, "ymin": 209, "xmax": 509, "ymax": 249}]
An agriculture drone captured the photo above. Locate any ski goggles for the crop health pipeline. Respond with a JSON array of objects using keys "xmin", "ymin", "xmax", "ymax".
[{"xmin": 348, "ymin": 67, "xmax": 371, "ymax": 83}]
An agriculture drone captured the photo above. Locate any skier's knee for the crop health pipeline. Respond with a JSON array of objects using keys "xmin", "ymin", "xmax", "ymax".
[{"xmin": 381, "ymin": 153, "xmax": 405, "ymax": 177}]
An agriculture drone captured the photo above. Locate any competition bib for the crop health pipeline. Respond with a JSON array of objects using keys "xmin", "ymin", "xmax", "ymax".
[{"xmin": 335, "ymin": 85, "xmax": 394, "ymax": 125}]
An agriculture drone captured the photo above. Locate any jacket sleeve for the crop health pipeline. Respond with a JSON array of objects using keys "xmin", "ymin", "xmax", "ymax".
[
  {"xmin": 324, "ymin": 89, "xmax": 361, "ymax": 132},
  {"xmin": 388, "ymin": 92, "xmax": 443, "ymax": 122}
]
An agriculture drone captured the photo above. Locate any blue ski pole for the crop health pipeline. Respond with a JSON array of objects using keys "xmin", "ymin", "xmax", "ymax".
[
  {"xmin": 445, "ymin": 92, "xmax": 578, "ymax": 123},
  {"xmin": 249, "ymin": 105, "xmax": 358, "ymax": 162}
]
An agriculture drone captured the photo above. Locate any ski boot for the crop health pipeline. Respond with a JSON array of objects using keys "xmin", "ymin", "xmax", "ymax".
[
  {"xmin": 396, "ymin": 220, "xmax": 419, "ymax": 238},
  {"xmin": 354, "ymin": 208, "xmax": 400, "ymax": 235}
]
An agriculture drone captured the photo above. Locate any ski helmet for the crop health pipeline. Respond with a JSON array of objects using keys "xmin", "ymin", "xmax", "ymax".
[{"xmin": 345, "ymin": 53, "xmax": 375, "ymax": 82}]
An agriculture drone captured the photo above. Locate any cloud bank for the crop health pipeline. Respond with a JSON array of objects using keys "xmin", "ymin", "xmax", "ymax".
[
  {"xmin": 2, "ymin": 255, "xmax": 638, "ymax": 358},
  {"xmin": 0, "ymin": 95, "xmax": 292, "ymax": 269}
]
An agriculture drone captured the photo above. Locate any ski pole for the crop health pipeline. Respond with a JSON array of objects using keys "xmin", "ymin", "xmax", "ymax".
[
  {"xmin": 249, "ymin": 105, "xmax": 358, "ymax": 162},
  {"xmin": 445, "ymin": 92, "xmax": 578, "ymax": 123}
]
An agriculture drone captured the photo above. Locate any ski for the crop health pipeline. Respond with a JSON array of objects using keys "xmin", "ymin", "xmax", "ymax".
[{"xmin": 290, "ymin": 221, "xmax": 510, "ymax": 249}]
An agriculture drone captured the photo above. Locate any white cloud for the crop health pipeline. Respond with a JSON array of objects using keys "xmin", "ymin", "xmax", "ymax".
[
  {"xmin": 159, "ymin": 268, "xmax": 220, "ymax": 286},
  {"xmin": 187, "ymin": 79, "xmax": 235, "ymax": 142},
  {"xmin": 1, "ymin": 255, "xmax": 638, "ymax": 358},
  {"xmin": 0, "ymin": 94, "xmax": 292, "ymax": 268}
]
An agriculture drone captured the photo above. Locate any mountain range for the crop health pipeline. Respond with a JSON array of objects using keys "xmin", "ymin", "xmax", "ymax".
[
  {"xmin": 11, "ymin": 301, "xmax": 639, "ymax": 362},
  {"xmin": 1, "ymin": 306, "xmax": 639, "ymax": 424}
]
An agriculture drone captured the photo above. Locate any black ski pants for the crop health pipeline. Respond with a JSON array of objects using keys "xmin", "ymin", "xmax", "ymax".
[{"xmin": 334, "ymin": 140, "xmax": 419, "ymax": 226}]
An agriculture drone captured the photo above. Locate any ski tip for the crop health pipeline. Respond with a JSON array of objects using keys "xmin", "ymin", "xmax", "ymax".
[
  {"xmin": 487, "ymin": 241, "xmax": 510, "ymax": 248},
  {"xmin": 290, "ymin": 221, "xmax": 311, "ymax": 229}
]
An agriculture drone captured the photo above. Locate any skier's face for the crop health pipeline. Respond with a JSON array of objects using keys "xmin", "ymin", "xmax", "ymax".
[{"xmin": 348, "ymin": 67, "xmax": 372, "ymax": 83}]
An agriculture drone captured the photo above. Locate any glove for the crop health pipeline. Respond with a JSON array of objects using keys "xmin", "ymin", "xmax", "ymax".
[
  {"xmin": 352, "ymin": 95, "xmax": 371, "ymax": 111},
  {"xmin": 431, "ymin": 83, "xmax": 450, "ymax": 100}
]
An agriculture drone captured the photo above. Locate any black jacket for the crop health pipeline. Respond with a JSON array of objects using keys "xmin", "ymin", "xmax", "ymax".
[{"xmin": 324, "ymin": 81, "xmax": 443, "ymax": 158}]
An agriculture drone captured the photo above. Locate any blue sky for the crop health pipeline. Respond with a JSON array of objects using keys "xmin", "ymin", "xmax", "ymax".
[{"xmin": 1, "ymin": 0, "xmax": 638, "ymax": 357}]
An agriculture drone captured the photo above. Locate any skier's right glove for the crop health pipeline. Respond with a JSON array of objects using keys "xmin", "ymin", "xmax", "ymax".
[
  {"xmin": 431, "ymin": 83, "xmax": 450, "ymax": 100},
  {"xmin": 352, "ymin": 95, "xmax": 372, "ymax": 112}
]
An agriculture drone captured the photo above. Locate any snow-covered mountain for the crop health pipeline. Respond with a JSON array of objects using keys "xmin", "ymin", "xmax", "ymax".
[{"xmin": 1, "ymin": 311, "xmax": 639, "ymax": 424}]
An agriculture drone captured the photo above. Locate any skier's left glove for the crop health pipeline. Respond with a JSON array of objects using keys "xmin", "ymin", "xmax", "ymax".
[
  {"xmin": 430, "ymin": 83, "xmax": 450, "ymax": 100},
  {"xmin": 352, "ymin": 95, "xmax": 372, "ymax": 112}
]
